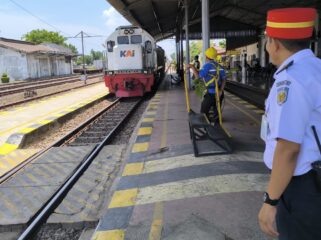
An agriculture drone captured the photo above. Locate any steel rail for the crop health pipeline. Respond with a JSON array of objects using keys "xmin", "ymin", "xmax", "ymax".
[
  {"xmin": 225, "ymin": 80, "xmax": 267, "ymax": 109},
  {"xmin": 17, "ymin": 97, "xmax": 142, "ymax": 240},
  {"xmin": 0, "ymin": 74, "xmax": 102, "ymax": 97},
  {"xmin": 0, "ymin": 78, "xmax": 103, "ymax": 110},
  {"xmin": 0, "ymin": 94, "xmax": 117, "ymax": 184}
]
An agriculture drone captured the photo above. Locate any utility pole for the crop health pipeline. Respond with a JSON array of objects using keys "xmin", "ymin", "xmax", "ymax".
[
  {"xmin": 80, "ymin": 31, "xmax": 87, "ymax": 84},
  {"xmin": 66, "ymin": 31, "xmax": 105, "ymax": 84}
]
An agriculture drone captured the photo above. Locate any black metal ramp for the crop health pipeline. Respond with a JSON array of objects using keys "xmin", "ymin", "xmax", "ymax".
[{"xmin": 188, "ymin": 111, "xmax": 232, "ymax": 157}]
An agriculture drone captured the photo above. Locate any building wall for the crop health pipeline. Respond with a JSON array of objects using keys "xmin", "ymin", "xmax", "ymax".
[
  {"xmin": 0, "ymin": 47, "xmax": 29, "ymax": 80},
  {"xmin": 0, "ymin": 47, "xmax": 72, "ymax": 81},
  {"xmin": 49, "ymin": 56, "xmax": 72, "ymax": 76},
  {"xmin": 236, "ymin": 42, "xmax": 259, "ymax": 66}
]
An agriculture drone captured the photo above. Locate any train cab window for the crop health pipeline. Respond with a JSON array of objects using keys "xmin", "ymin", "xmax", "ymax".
[
  {"xmin": 145, "ymin": 40, "xmax": 152, "ymax": 53},
  {"xmin": 117, "ymin": 36, "xmax": 129, "ymax": 44},
  {"xmin": 107, "ymin": 41, "xmax": 115, "ymax": 52},
  {"xmin": 131, "ymin": 35, "xmax": 142, "ymax": 44}
]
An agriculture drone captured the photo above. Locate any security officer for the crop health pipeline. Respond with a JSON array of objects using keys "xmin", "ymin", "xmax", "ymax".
[
  {"xmin": 258, "ymin": 8, "xmax": 321, "ymax": 240},
  {"xmin": 187, "ymin": 47, "xmax": 226, "ymax": 120}
]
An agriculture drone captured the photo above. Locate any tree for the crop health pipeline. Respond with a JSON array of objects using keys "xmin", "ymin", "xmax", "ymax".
[
  {"xmin": 90, "ymin": 49, "xmax": 103, "ymax": 60},
  {"xmin": 23, "ymin": 29, "xmax": 78, "ymax": 54},
  {"xmin": 190, "ymin": 40, "xmax": 202, "ymax": 60},
  {"xmin": 170, "ymin": 52, "xmax": 176, "ymax": 62},
  {"xmin": 23, "ymin": 29, "xmax": 65, "ymax": 45},
  {"xmin": 76, "ymin": 55, "xmax": 93, "ymax": 65},
  {"xmin": 218, "ymin": 39, "xmax": 226, "ymax": 49}
]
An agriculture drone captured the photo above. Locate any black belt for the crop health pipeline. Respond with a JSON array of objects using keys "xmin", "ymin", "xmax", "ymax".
[{"xmin": 292, "ymin": 169, "xmax": 314, "ymax": 180}]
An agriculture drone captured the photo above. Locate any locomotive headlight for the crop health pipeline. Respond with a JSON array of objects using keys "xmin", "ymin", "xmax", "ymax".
[
  {"xmin": 108, "ymin": 71, "xmax": 114, "ymax": 75},
  {"xmin": 143, "ymin": 70, "xmax": 148, "ymax": 74}
]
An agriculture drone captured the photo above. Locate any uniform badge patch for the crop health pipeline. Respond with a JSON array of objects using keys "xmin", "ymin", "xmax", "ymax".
[{"xmin": 277, "ymin": 87, "xmax": 289, "ymax": 105}]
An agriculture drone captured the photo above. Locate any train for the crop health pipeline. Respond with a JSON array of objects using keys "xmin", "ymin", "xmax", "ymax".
[{"xmin": 104, "ymin": 26, "xmax": 165, "ymax": 97}]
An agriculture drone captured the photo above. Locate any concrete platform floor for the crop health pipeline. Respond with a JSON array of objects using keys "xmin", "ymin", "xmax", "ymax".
[{"xmin": 92, "ymin": 77, "xmax": 273, "ymax": 240}]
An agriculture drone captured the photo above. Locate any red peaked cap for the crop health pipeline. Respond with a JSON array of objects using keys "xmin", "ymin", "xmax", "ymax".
[{"xmin": 266, "ymin": 8, "xmax": 316, "ymax": 39}]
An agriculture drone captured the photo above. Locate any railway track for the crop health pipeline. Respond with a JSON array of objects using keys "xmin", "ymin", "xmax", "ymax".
[
  {"xmin": 225, "ymin": 80, "xmax": 268, "ymax": 109},
  {"xmin": 0, "ymin": 96, "xmax": 142, "ymax": 239},
  {"xmin": 0, "ymin": 73, "xmax": 102, "ymax": 97},
  {"xmin": 0, "ymin": 73, "xmax": 103, "ymax": 110}
]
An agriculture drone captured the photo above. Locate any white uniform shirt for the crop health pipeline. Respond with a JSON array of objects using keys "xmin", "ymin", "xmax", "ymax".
[{"xmin": 264, "ymin": 49, "xmax": 321, "ymax": 176}]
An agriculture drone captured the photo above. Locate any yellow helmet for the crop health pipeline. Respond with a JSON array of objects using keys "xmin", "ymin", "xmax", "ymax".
[{"xmin": 205, "ymin": 47, "xmax": 217, "ymax": 60}]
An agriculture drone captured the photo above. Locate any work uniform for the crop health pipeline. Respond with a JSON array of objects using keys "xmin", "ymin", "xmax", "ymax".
[
  {"xmin": 263, "ymin": 49, "xmax": 321, "ymax": 239},
  {"xmin": 199, "ymin": 60, "xmax": 226, "ymax": 118}
]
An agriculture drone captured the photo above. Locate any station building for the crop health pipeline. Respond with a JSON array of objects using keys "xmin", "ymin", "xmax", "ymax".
[{"xmin": 0, "ymin": 38, "xmax": 74, "ymax": 81}]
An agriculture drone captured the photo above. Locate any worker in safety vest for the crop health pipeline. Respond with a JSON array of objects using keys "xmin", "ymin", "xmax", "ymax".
[{"xmin": 187, "ymin": 47, "xmax": 226, "ymax": 121}]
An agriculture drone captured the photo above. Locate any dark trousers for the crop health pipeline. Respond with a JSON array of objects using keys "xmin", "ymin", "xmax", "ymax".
[
  {"xmin": 200, "ymin": 92, "xmax": 224, "ymax": 119},
  {"xmin": 276, "ymin": 170, "xmax": 321, "ymax": 240}
]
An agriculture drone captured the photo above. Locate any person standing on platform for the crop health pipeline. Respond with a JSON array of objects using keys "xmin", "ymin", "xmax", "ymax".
[
  {"xmin": 193, "ymin": 55, "xmax": 200, "ymax": 71},
  {"xmin": 258, "ymin": 8, "xmax": 321, "ymax": 240},
  {"xmin": 187, "ymin": 47, "xmax": 226, "ymax": 121}
]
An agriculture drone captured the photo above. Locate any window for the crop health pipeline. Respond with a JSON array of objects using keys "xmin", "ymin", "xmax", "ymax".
[
  {"xmin": 117, "ymin": 36, "xmax": 129, "ymax": 44},
  {"xmin": 107, "ymin": 41, "xmax": 115, "ymax": 52},
  {"xmin": 131, "ymin": 35, "xmax": 142, "ymax": 44}
]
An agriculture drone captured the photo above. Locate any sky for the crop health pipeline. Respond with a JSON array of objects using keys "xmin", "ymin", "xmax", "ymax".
[{"xmin": 0, "ymin": 0, "xmax": 176, "ymax": 57}]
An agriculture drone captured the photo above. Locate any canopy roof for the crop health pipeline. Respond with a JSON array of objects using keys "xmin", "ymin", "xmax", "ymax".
[{"xmin": 107, "ymin": 0, "xmax": 320, "ymax": 49}]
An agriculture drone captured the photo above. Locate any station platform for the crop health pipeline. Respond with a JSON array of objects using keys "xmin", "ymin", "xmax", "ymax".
[
  {"xmin": 91, "ymin": 77, "xmax": 271, "ymax": 240},
  {"xmin": 0, "ymin": 82, "xmax": 107, "ymax": 176}
]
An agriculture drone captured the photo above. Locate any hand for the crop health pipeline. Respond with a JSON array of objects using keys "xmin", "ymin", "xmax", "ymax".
[
  {"xmin": 258, "ymin": 203, "xmax": 279, "ymax": 238},
  {"xmin": 186, "ymin": 64, "xmax": 193, "ymax": 69}
]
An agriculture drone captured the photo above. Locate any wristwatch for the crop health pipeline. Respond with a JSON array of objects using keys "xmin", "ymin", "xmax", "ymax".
[{"xmin": 263, "ymin": 192, "xmax": 279, "ymax": 206}]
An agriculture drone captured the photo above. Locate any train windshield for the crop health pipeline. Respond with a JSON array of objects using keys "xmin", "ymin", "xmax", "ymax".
[
  {"xmin": 131, "ymin": 35, "xmax": 142, "ymax": 44},
  {"xmin": 117, "ymin": 36, "xmax": 129, "ymax": 44}
]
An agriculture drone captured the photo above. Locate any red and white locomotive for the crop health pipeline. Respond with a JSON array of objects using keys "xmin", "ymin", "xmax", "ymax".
[{"xmin": 104, "ymin": 26, "xmax": 165, "ymax": 97}]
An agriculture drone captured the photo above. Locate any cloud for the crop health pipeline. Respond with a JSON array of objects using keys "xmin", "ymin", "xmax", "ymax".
[
  {"xmin": 103, "ymin": 7, "xmax": 130, "ymax": 35},
  {"xmin": 0, "ymin": 11, "xmax": 106, "ymax": 53}
]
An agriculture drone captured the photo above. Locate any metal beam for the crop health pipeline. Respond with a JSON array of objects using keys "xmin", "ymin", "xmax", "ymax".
[
  {"xmin": 202, "ymin": 0, "xmax": 210, "ymax": 61},
  {"xmin": 185, "ymin": 0, "xmax": 190, "ymax": 89},
  {"xmin": 150, "ymin": 0, "xmax": 164, "ymax": 39}
]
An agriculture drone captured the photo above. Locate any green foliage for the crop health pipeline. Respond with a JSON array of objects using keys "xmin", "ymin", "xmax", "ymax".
[
  {"xmin": 23, "ymin": 29, "xmax": 78, "ymax": 54},
  {"xmin": 23, "ymin": 29, "xmax": 65, "ymax": 45},
  {"xmin": 1, "ymin": 73, "xmax": 10, "ymax": 83},
  {"xmin": 64, "ymin": 43, "xmax": 78, "ymax": 54},
  {"xmin": 76, "ymin": 55, "xmax": 93, "ymax": 65},
  {"xmin": 193, "ymin": 78, "xmax": 206, "ymax": 99},
  {"xmin": 90, "ymin": 49, "xmax": 103, "ymax": 60},
  {"xmin": 218, "ymin": 39, "xmax": 226, "ymax": 49},
  {"xmin": 190, "ymin": 41, "xmax": 202, "ymax": 60},
  {"xmin": 170, "ymin": 52, "xmax": 176, "ymax": 62}
]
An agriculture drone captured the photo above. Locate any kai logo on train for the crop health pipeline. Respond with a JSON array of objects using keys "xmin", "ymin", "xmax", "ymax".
[{"xmin": 120, "ymin": 50, "xmax": 135, "ymax": 57}]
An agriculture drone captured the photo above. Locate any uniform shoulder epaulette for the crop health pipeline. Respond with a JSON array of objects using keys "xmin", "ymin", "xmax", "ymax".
[{"xmin": 275, "ymin": 60, "xmax": 294, "ymax": 75}]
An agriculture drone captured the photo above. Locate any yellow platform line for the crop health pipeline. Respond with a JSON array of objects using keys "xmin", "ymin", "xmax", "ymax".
[
  {"xmin": 0, "ymin": 143, "xmax": 18, "ymax": 156},
  {"xmin": 38, "ymin": 119, "xmax": 53, "ymax": 125},
  {"xmin": 254, "ymin": 109, "xmax": 265, "ymax": 114},
  {"xmin": 161, "ymin": 92, "xmax": 169, "ymax": 148},
  {"xmin": 91, "ymin": 229, "xmax": 125, "ymax": 240},
  {"xmin": 145, "ymin": 111, "xmax": 157, "ymax": 115},
  {"xmin": 108, "ymin": 188, "xmax": 138, "ymax": 208},
  {"xmin": 0, "ymin": 93, "xmax": 106, "ymax": 137},
  {"xmin": 132, "ymin": 142, "xmax": 149, "ymax": 153},
  {"xmin": 244, "ymin": 104, "xmax": 258, "ymax": 109},
  {"xmin": 18, "ymin": 127, "xmax": 36, "ymax": 134},
  {"xmin": 122, "ymin": 163, "xmax": 144, "ymax": 176},
  {"xmin": 148, "ymin": 202, "xmax": 164, "ymax": 240},
  {"xmin": 138, "ymin": 127, "xmax": 152, "ymax": 136},
  {"xmin": 142, "ymin": 118, "xmax": 154, "ymax": 123},
  {"xmin": 227, "ymin": 99, "xmax": 260, "ymax": 125}
]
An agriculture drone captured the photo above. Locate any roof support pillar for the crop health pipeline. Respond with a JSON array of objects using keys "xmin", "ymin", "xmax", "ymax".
[
  {"xmin": 259, "ymin": 32, "xmax": 266, "ymax": 68},
  {"xmin": 180, "ymin": 27, "xmax": 184, "ymax": 77},
  {"xmin": 202, "ymin": 0, "xmax": 210, "ymax": 63},
  {"xmin": 185, "ymin": 0, "xmax": 190, "ymax": 89}
]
